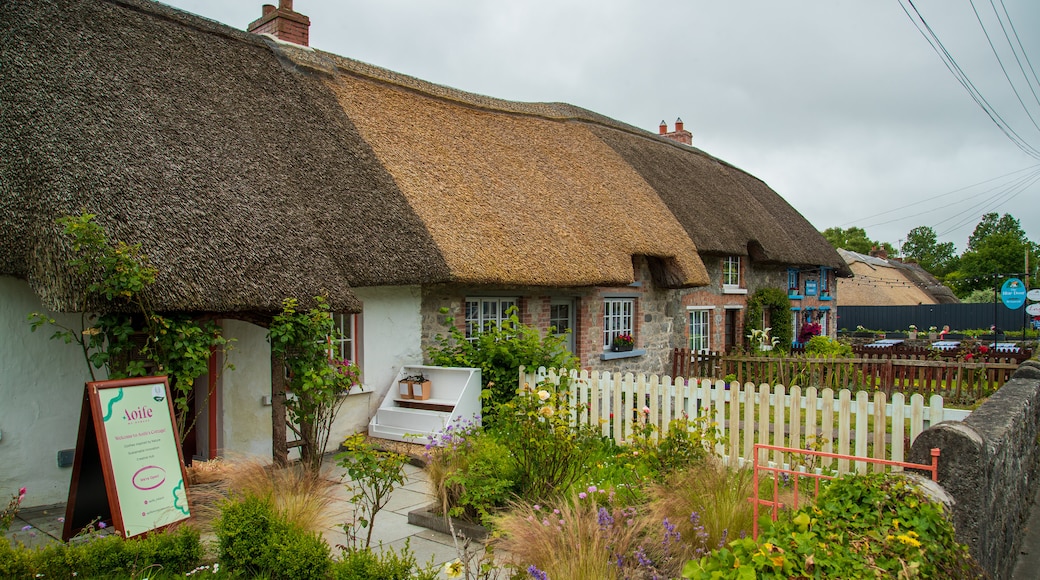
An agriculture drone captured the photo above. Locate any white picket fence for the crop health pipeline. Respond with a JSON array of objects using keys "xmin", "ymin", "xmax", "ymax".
[{"xmin": 520, "ymin": 366, "xmax": 970, "ymax": 476}]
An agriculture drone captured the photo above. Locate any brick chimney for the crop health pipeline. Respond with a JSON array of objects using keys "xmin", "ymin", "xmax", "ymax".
[
  {"xmin": 248, "ymin": 0, "xmax": 310, "ymax": 46},
  {"xmin": 869, "ymin": 246, "xmax": 888, "ymax": 260},
  {"xmin": 659, "ymin": 117, "xmax": 692, "ymax": 146}
]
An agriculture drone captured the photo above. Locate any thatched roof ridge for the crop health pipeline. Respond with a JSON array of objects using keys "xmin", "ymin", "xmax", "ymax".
[
  {"xmin": 588, "ymin": 125, "xmax": 849, "ymax": 274},
  {"xmin": 1, "ymin": 0, "xmax": 451, "ymax": 313}
]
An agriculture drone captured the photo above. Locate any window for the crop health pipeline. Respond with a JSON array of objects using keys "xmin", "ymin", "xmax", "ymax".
[
  {"xmin": 723, "ymin": 256, "xmax": 741, "ymax": 287},
  {"xmin": 689, "ymin": 309, "xmax": 710, "ymax": 352},
  {"xmin": 549, "ymin": 300, "xmax": 575, "ymax": 354},
  {"xmin": 791, "ymin": 309, "xmax": 800, "ymax": 344},
  {"xmin": 330, "ymin": 313, "xmax": 358, "ymax": 363},
  {"xmin": 603, "ymin": 298, "xmax": 634, "ymax": 349},
  {"xmin": 819, "ymin": 267, "xmax": 831, "ymax": 297},
  {"xmin": 465, "ymin": 297, "xmax": 517, "ymax": 339},
  {"xmin": 788, "ymin": 268, "xmax": 799, "ymax": 291},
  {"xmin": 819, "ymin": 309, "xmax": 829, "ymax": 336}
]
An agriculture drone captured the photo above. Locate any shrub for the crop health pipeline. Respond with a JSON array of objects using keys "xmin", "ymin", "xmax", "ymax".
[
  {"xmin": 260, "ymin": 521, "xmax": 331, "ymax": 580},
  {"xmin": 425, "ymin": 418, "xmax": 516, "ymax": 524},
  {"xmin": 805, "ymin": 335, "xmax": 853, "ymax": 358},
  {"xmin": 682, "ymin": 473, "xmax": 984, "ymax": 579},
  {"xmin": 333, "ymin": 540, "xmax": 438, "ymax": 580},
  {"xmin": 0, "ymin": 525, "xmax": 202, "ymax": 578},
  {"xmin": 490, "ymin": 381, "xmax": 602, "ymax": 501},
  {"xmin": 215, "ymin": 494, "xmax": 279, "ymax": 576},
  {"xmin": 427, "ymin": 307, "xmax": 577, "ymax": 421},
  {"xmin": 216, "ymin": 493, "xmax": 332, "ymax": 578}
]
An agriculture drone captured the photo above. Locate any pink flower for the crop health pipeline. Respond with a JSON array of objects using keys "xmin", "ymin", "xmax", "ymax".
[{"xmin": 578, "ymin": 492, "xmax": 587, "ymax": 499}]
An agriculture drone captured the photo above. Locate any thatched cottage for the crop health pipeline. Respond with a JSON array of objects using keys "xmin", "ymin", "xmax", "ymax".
[{"xmin": 1, "ymin": 0, "xmax": 846, "ymax": 505}]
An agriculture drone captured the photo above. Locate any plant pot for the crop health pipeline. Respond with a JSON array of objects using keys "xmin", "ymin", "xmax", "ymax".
[
  {"xmin": 928, "ymin": 333, "xmax": 938, "ymax": 341},
  {"xmin": 612, "ymin": 344, "xmax": 634, "ymax": 352},
  {"xmin": 908, "ymin": 332, "xmax": 918, "ymax": 340},
  {"xmin": 405, "ymin": 379, "xmax": 432, "ymax": 400},
  {"xmin": 398, "ymin": 380, "xmax": 413, "ymax": 400}
]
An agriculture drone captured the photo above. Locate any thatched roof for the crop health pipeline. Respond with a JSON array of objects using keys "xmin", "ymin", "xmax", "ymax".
[
  {"xmin": 837, "ymin": 249, "xmax": 958, "ymax": 306},
  {"xmin": 1, "ymin": 0, "xmax": 447, "ymax": 313},
  {"xmin": 1, "ymin": 0, "xmax": 843, "ymax": 313},
  {"xmin": 590, "ymin": 125, "xmax": 850, "ymax": 274}
]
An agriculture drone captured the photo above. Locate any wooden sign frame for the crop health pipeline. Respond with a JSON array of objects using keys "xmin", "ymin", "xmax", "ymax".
[{"xmin": 63, "ymin": 376, "xmax": 191, "ymax": 540}]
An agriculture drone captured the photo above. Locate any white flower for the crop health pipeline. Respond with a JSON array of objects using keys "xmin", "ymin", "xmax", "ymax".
[
  {"xmin": 539, "ymin": 405, "xmax": 554, "ymax": 417},
  {"xmin": 537, "ymin": 389, "xmax": 551, "ymax": 401}
]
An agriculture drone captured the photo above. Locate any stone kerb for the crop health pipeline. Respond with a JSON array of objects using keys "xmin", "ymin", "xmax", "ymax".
[{"xmin": 909, "ymin": 359, "xmax": 1040, "ymax": 580}]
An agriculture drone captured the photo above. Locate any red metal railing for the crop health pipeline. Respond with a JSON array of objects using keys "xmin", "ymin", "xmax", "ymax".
[{"xmin": 749, "ymin": 444, "xmax": 940, "ymax": 539}]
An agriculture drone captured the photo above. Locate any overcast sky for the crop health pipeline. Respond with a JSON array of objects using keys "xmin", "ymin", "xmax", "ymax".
[{"xmin": 162, "ymin": 0, "xmax": 1040, "ymax": 255}]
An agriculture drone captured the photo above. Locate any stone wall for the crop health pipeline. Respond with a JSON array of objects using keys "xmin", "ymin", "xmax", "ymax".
[{"xmin": 909, "ymin": 358, "xmax": 1040, "ymax": 579}]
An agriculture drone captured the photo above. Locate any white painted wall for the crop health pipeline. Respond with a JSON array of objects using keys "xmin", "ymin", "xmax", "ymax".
[
  {"xmin": 218, "ymin": 287, "xmax": 423, "ymax": 459},
  {"xmin": 0, "ymin": 281, "xmax": 425, "ymax": 504},
  {"xmin": 328, "ymin": 286, "xmax": 424, "ymax": 447},
  {"xmin": 0, "ymin": 277, "xmax": 104, "ymax": 506}
]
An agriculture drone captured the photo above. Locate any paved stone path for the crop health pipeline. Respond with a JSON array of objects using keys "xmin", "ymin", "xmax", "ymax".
[{"xmin": 5, "ymin": 462, "xmax": 464, "ymax": 577}]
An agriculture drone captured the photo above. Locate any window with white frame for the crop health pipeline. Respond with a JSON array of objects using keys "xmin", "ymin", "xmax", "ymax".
[
  {"xmin": 723, "ymin": 256, "xmax": 741, "ymax": 287},
  {"xmin": 791, "ymin": 309, "xmax": 800, "ymax": 344},
  {"xmin": 465, "ymin": 297, "xmax": 517, "ymax": 339},
  {"xmin": 603, "ymin": 298, "xmax": 634, "ymax": 349},
  {"xmin": 819, "ymin": 309, "xmax": 829, "ymax": 335},
  {"xmin": 689, "ymin": 309, "xmax": 711, "ymax": 352},
  {"xmin": 330, "ymin": 313, "xmax": 359, "ymax": 363}
]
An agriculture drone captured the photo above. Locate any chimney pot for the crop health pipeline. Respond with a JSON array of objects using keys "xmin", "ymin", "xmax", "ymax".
[
  {"xmin": 675, "ymin": 117, "xmax": 684, "ymax": 132},
  {"xmin": 249, "ymin": 0, "xmax": 310, "ymax": 46},
  {"xmin": 659, "ymin": 120, "xmax": 667, "ymax": 135}
]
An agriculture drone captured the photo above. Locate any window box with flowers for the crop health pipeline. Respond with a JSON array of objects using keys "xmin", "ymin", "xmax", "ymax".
[{"xmin": 611, "ymin": 333, "xmax": 634, "ymax": 352}]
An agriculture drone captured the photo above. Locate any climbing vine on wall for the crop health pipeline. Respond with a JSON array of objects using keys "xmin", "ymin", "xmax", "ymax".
[{"xmin": 745, "ymin": 287, "xmax": 792, "ymax": 353}]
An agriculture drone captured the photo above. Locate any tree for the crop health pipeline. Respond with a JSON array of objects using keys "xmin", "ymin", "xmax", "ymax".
[
  {"xmin": 947, "ymin": 213, "xmax": 1039, "ymax": 297},
  {"xmin": 821, "ymin": 226, "xmax": 898, "ymax": 256},
  {"xmin": 902, "ymin": 225, "xmax": 958, "ymax": 277}
]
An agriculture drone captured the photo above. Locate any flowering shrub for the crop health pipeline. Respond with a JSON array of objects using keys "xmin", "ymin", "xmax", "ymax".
[
  {"xmin": 492, "ymin": 380, "xmax": 602, "ymax": 501},
  {"xmin": 797, "ymin": 322, "xmax": 822, "ymax": 345},
  {"xmin": 682, "ymin": 473, "xmax": 983, "ymax": 579}
]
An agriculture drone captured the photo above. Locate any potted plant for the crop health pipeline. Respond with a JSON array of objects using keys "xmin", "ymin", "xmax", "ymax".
[
  {"xmin": 908, "ymin": 324, "xmax": 918, "ymax": 340},
  {"xmin": 612, "ymin": 333, "xmax": 635, "ymax": 352},
  {"xmin": 399, "ymin": 373, "xmax": 431, "ymax": 400}
]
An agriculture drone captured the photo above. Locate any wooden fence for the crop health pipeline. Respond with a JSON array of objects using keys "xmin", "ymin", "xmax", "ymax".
[
  {"xmin": 671, "ymin": 348, "xmax": 1024, "ymax": 404},
  {"xmin": 521, "ymin": 366, "xmax": 969, "ymax": 477}
]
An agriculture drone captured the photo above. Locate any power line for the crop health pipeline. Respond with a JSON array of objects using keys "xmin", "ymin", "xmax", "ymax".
[
  {"xmin": 898, "ymin": 0, "xmax": 1040, "ymax": 159},
  {"xmin": 838, "ymin": 164, "xmax": 1040, "ymax": 227},
  {"xmin": 969, "ymin": 0, "xmax": 1040, "ymax": 133}
]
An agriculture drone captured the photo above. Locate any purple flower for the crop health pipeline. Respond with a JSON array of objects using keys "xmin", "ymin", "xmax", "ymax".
[
  {"xmin": 578, "ymin": 492, "xmax": 587, "ymax": 499},
  {"xmin": 21, "ymin": 525, "xmax": 32, "ymax": 531},
  {"xmin": 527, "ymin": 565, "xmax": 549, "ymax": 580},
  {"xmin": 99, "ymin": 521, "xmax": 107, "ymax": 529},
  {"xmin": 597, "ymin": 507, "xmax": 614, "ymax": 527}
]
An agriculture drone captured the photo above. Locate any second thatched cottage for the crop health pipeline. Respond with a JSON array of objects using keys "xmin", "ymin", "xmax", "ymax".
[{"xmin": 0, "ymin": 0, "xmax": 846, "ymax": 505}]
